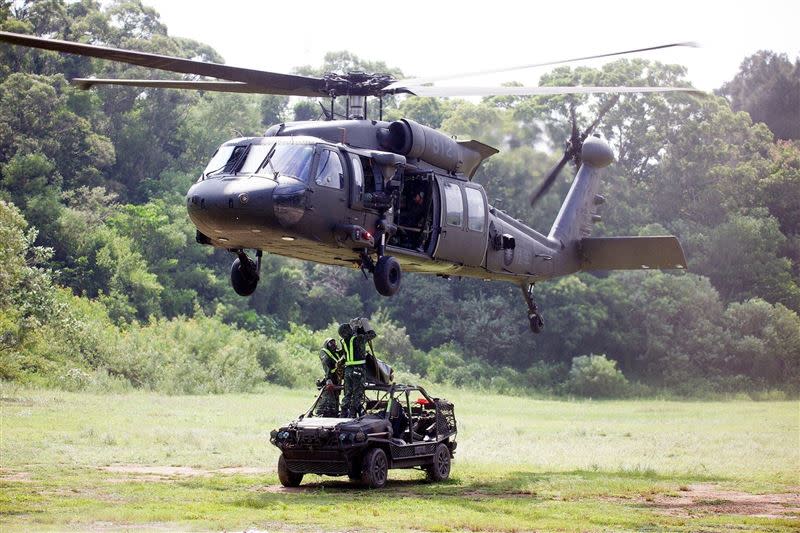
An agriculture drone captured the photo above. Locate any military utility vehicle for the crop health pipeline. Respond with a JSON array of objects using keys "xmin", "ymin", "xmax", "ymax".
[{"xmin": 270, "ymin": 383, "xmax": 457, "ymax": 488}]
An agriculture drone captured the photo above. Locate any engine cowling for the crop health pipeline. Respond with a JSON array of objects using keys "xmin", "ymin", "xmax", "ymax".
[{"xmin": 378, "ymin": 118, "xmax": 494, "ymax": 177}]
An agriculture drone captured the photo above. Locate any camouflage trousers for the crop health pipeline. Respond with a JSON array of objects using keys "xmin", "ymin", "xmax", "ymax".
[
  {"xmin": 314, "ymin": 387, "xmax": 340, "ymax": 418},
  {"xmin": 342, "ymin": 365, "xmax": 365, "ymax": 418}
]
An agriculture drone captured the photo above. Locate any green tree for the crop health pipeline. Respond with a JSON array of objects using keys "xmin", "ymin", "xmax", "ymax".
[
  {"xmin": 688, "ymin": 210, "xmax": 799, "ymax": 310},
  {"xmin": 567, "ymin": 354, "xmax": 629, "ymax": 397},
  {"xmin": 0, "ymin": 200, "xmax": 58, "ymax": 378},
  {"xmin": 723, "ymin": 299, "xmax": 800, "ymax": 389},
  {"xmin": 719, "ymin": 51, "xmax": 800, "ymax": 140}
]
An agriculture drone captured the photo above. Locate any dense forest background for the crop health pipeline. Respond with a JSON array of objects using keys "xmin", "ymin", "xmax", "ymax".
[{"xmin": 1, "ymin": 0, "xmax": 798, "ymax": 397}]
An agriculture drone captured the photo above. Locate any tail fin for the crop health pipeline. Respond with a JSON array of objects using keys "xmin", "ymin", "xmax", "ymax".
[
  {"xmin": 548, "ymin": 136, "xmax": 613, "ymax": 247},
  {"xmin": 580, "ymin": 236, "xmax": 687, "ymax": 271}
]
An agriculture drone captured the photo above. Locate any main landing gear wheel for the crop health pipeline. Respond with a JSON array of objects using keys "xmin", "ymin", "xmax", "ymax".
[
  {"xmin": 426, "ymin": 443, "xmax": 451, "ymax": 482},
  {"xmin": 521, "ymin": 283, "xmax": 544, "ymax": 334},
  {"xmin": 277, "ymin": 454, "xmax": 303, "ymax": 487},
  {"xmin": 230, "ymin": 250, "xmax": 261, "ymax": 296},
  {"xmin": 373, "ymin": 255, "xmax": 401, "ymax": 296}
]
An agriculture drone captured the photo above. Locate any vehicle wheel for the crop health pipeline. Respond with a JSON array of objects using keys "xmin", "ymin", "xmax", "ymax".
[
  {"xmin": 361, "ymin": 447, "xmax": 388, "ymax": 489},
  {"xmin": 426, "ymin": 443, "xmax": 451, "ymax": 482},
  {"xmin": 231, "ymin": 257, "xmax": 258, "ymax": 296},
  {"xmin": 277, "ymin": 454, "xmax": 303, "ymax": 487},
  {"xmin": 373, "ymin": 256, "xmax": 401, "ymax": 296}
]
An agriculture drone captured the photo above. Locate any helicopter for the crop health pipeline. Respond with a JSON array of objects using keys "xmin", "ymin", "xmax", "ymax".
[{"xmin": 0, "ymin": 31, "xmax": 693, "ymax": 333}]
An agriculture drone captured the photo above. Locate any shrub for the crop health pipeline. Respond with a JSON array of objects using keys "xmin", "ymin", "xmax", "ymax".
[{"xmin": 567, "ymin": 354, "xmax": 629, "ymax": 398}]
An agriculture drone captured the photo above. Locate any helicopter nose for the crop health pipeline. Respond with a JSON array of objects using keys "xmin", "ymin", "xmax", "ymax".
[{"xmin": 186, "ymin": 177, "xmax": 279, "ymax": 239}]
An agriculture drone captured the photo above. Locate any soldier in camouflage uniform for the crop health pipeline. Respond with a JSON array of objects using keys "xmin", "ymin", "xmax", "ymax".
[
  {"xmin": 314, "ymin": 338, "xmax": 343, "ymax": 417},
  {"xmin": 339, "ymin": 318, "xmax": 377, "ymax": 418}
]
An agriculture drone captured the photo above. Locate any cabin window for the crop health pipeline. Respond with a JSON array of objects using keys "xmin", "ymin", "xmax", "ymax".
[
  {"xmin": 315, "ymin": 149, "xmax": 344, "ymax": 189},
  {"xmin": 443, "ymin": 182, "xmax": 463, "ymax": 227},
  {"xmin": 465, "ymin": 187, "xmax": 486, "ymax": 232}
]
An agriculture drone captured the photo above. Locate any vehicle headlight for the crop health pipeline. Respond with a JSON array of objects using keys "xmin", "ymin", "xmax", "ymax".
[{"xmin": 355, "ymin": 431, "xmax": 366, "ymax": 442}]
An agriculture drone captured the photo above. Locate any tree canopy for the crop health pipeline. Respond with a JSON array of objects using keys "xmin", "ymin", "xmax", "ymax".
[{"xmin": 1, "ymin": 1, "xmax": 798, "ymax": 396}]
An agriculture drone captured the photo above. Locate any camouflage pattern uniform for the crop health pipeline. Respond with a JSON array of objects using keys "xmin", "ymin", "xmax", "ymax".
[
  {"xmin": 314, "ymin": 341, "xmax": 343, "ymax": 417},
  {"xmin": 340, "ymin": 320, "xmax": 377, "ymax": 418}
]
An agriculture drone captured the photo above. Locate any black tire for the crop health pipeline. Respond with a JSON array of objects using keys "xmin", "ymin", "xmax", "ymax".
[
  {"xmin": 277, "ymin": 454, "xmax": 303, "ymax": 487},
  {"xmin": 361, "ymin": 447, "xmax": 388, "ymax": 489},
  {"xmin": 374, "ymin": 255, "xmax": 401, "ymax": 296},
  {"xmin": 231, "ymin": 257, "xmax": 258, "ymax": 296},
  {"xmin": 426, "ymin": 443, "xmax": 451, "ymax": 482}
]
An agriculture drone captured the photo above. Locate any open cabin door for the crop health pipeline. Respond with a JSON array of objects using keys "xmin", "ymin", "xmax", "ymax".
[{"xmin": 432, "ymin": 176, "xmax": 488, "ymax": 267}]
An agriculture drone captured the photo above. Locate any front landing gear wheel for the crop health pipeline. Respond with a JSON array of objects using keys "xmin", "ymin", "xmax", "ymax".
[
  {"xmin": 361, "ymin": 447, "xmax": 388, "ymax": 488},
  {"xmin": 374, "ymin": 255, "xmax": 401, "ymax": 296},
  {"xmin": 277, "ymin": 454, "xmax": 303, "ymax": 487},
  {"xmin": 231, "ymin": 250, "xmax": 261, "ymax": 296},
  {"xmin": 426, "ymin": 443, "xmax": 451, "ymax": 482}
]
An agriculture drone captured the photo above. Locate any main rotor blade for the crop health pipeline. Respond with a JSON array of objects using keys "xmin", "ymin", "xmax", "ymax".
[
  {"xmin": 530, "ymin": 152, "xmax": 571, "ymax": 207},
  {"xmin": 401, "ymin": 85, "xmax": 700, "ymax": 97},
  {"xmin": 386, "ymin": 42, "xmax": 698, "ymax": 89},
  {"xmin": 0, "ymin": 31, "xmax": 326, "ymax": 96},
  {"xmin": 72, "ymin": 78, "xmax": 269, "ymax": 93}
]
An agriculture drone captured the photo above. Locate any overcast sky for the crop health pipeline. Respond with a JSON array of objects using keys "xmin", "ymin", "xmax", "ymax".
[{"xmin": 142, "ymin": 0, "xmax": 797, "ymax": 92}]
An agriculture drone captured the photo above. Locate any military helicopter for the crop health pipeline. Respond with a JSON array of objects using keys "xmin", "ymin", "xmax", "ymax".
[{"xmin": 0, "ymin": 31, "xmax": 694, "ymax": 333}]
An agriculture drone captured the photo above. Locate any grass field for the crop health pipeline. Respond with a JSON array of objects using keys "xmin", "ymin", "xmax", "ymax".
[{"xmin": 1, "ymin": 382, "xmax": 798, "ymax": 531}]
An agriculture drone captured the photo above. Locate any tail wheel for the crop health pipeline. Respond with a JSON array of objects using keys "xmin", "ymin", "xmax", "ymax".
[
  {"xmin": 361, "ymin": 447, "xmax": 388, "ymax": 489},
  {"xmin": 374, "ymin": 255, "xmax": 401, "ymax": 296},
  {"xmin": 277, "ymin": 454, "xmax": 303, "ymax": 487},
  {"xmin": 426, "ymin": 443, "xmax": 451, "ymax": 482}
]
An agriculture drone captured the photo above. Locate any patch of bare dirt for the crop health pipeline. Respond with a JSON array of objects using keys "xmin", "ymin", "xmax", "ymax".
[
  {"xmin": 259, "ymin": 485, "xmax": 306, "ymax": 494},
  {"xmin": 0, "ymin": 470, "xmax": 33, "ymax": 482},
  {"xmin": 100, "ymin": 464, "xmax": 272, "ymax": 482},
  {"xmin": 642, "ymin": 483, "xmax": 800, "ymax": 519}
]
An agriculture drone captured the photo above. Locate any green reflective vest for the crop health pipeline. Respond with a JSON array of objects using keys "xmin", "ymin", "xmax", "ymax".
[
  {"xmin": 343, "ymin": 336, "xmax": 365, "ymax": 366},
  {"xmin": 322, "ymin": 347, "xmax": 342, "ymax": 375}
]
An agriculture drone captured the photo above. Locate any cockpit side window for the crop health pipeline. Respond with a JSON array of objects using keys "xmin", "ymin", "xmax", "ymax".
[
  {"xmin": 351, "ymin": 155, "xmax": 364, "ymax": 189},
  {"xmin": 315, "ymin": 149, "xmax": 344, "ymax": 189}
]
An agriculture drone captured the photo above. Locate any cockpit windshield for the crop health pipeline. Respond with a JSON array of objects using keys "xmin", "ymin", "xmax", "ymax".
[
  {"xmin": 202, "ymin": 142, "xmax": 315, "ymax": 182},
  {"xmin": 254, "ymin": 144, "xmax": 314, "ymax": 182},
  {"xmin": 202, "ymin": 145, "xmax": 235, "ymax": 177}
]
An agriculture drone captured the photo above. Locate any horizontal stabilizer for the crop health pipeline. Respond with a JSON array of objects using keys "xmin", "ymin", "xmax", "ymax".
[{"xmin": 580, "ymin": 236, "xmax": 687, "ymax": 271}]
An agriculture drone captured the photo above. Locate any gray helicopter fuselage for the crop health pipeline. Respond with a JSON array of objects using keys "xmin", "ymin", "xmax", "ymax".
[{"xmin": 186, "ymin": 119, "xmax": 580, "ymax": 284}]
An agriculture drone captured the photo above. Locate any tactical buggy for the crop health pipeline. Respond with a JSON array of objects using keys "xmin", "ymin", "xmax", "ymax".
[{"xmin": 270, "ymin": 383, "xmax": 457, "ymax": 488}]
